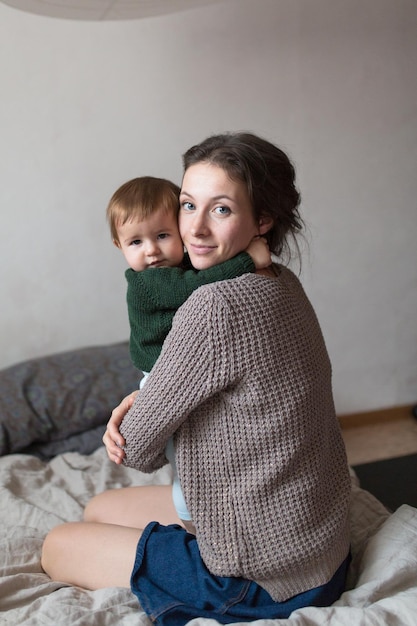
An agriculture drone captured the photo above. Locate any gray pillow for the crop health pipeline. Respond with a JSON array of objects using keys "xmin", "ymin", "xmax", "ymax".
[{"xmin": 0, "ymin": 342, "xmax": 140, "ymax": 458}]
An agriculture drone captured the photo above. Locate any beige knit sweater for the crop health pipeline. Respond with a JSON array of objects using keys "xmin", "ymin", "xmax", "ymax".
[{"xmin": 120, "ymin": 267, "xmax": 351, "ymax": 602}]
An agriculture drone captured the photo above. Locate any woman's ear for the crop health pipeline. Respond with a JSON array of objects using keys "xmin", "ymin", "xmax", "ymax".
[{"xmin": 258, "ymin": 215, "xmax": 274, "ymax": 236}]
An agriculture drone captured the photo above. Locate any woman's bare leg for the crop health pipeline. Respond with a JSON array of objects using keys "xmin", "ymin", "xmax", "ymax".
[
  {"xmin": 84, "ymin": 484, "xmax": 182, "ymax": 528},
  {"xmin": 41, "ymin": 522, "xmax": 141, "ymax": 589},
  {"xmin": 42, "ymin": 485, "xmax": 183, "ymax": 588}
]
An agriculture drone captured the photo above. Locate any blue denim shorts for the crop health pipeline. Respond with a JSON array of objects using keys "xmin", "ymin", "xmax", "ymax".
[{"xmin": 130, "ymin": 522, "xmax": 350, "ymax": 626}]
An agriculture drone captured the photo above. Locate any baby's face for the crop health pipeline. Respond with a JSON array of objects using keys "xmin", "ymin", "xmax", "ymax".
[{"xmin": 115, "ymin": 208, "xmax": 184, "ymax": 272}]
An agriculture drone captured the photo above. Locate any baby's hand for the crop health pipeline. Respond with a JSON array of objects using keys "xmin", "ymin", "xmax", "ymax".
[{"xmin": 246, "ymin": 237, "xmax": 272, "ymax": 270}]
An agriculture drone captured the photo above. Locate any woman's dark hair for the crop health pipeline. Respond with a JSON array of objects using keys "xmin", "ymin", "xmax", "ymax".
[{"xmin": 182, "ymin": 132, "xmax": 303, "ymax": 261}]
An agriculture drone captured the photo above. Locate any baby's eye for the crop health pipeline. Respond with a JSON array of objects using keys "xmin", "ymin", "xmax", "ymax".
[
  {"xmin": 130, "ymin": 239, "xmax": 142, "ymax": 246},
  {"xmin": 214, "ymin": 205, "xmax": 231, "ymax": 216},
  {"xmin": 181, "ymin": 201, "xmax": 195, "ymax": 211},
  {"xmin": 157, "ymin": 233, "xmax": 169, "ymax": 240}
]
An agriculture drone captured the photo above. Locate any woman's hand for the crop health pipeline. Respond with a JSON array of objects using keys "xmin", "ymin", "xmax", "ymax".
[
  {"xmin": 245, "ymin": 237, "xmax": 272, "ymax": 270},
  {"xmin": 103, "ymin": 391, "xmax": 138, "ymax": 464}
]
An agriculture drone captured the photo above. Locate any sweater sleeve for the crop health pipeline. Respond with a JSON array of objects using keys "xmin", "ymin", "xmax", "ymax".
[
  {"xmin": 120, "ymin": 287, "xmax": 234, "ymax": 473},
  {"xmin": 126, "ymin": 252, "xmax": 254, "ymax": 311}
]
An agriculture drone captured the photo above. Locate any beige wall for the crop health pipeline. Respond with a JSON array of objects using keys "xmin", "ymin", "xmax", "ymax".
[{"xmin": 0, "ymin": 0, "xmax": 416, "ymax": 413}]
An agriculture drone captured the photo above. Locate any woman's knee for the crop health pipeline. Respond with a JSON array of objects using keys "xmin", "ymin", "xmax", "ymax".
[
  {"xmin": 84, "ymin": 485, "xmax": 177, "ymax": 528},
  {"xmin": 83, "ymin": 493, "xmax": 103, "ymax": 522},
  {"xmin": 41, "ymin": 523, "xmax": 74, "ymax": 579},
  {"xmin": 83, "ymin": 489, "xmax": 123, "ymax": 523}
]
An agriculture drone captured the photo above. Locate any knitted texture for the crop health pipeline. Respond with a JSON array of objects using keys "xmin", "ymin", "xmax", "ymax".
[
  {"xmin": 125, "ymin": 252, "xmax": 255, "ymax": 372},
  {"xmin": 120, "ymin": 268, "xmax": 351, "ymax": 601}
]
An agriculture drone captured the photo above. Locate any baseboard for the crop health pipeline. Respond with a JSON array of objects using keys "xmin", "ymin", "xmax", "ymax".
[{"xmin": 338, "ymin": 404, "xmax": 415, "ymax": 430}]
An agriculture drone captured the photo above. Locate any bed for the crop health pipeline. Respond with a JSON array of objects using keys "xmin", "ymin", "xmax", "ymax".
[{"xmin": 1, "ymin": 343, "xmax": 416, "ymax": 625}]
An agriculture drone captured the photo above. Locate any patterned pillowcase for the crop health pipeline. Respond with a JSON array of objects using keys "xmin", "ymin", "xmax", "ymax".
[{"xmin": 0, "ymin": 342, "xmax": 140, "ymax": 457}]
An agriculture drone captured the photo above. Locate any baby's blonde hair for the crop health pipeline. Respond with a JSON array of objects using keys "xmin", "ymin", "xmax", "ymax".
[{"xmin": 107, "ymin": 176, "xmax": 180, "ymax": 244}]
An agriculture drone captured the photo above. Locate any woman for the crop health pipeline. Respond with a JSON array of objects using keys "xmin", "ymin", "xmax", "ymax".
[{"xmin": 42, "ymin": 132, "xmax": 351, "ymax": 624}]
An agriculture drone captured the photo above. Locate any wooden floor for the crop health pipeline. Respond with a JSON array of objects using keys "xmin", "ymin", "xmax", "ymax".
[{"xmin": 339, "ymin": 405, "xmax": 417, "ymax": 466}]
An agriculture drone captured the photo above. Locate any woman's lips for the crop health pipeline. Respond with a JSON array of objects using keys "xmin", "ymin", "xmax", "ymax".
[{"xmin": 187, "ymin": 243, "xmax": 216, "ymax": 255}]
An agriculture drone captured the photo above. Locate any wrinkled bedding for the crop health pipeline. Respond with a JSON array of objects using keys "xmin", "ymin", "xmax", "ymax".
[{"xmin": 1, "ymin": 448, "xmax": 417, "ymax": 626}]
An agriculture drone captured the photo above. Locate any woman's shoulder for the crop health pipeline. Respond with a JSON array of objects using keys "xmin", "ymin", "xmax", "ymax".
[
  {"xmin": 198, "ymin": 264, "xmax": 300, "ymax": 290},
  {"xmin": 177, "ymin": 265, "xmax": 304, "ymax": 312}
]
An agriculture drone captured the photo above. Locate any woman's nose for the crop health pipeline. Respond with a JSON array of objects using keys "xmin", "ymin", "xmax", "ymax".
[{"xmin": 190, "ymin": 212, "xmax": 209, "ymax": 237}]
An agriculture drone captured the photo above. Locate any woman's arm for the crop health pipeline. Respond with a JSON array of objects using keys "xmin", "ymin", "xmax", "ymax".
[
  {"xmin": 119, "ymin": 286, "xmax": 235, "ymax": 473},
  {"xmin": 103, "ymin": 391, "xmax": 137, "ymax": 464},
  {"xmin": 103, "ymin": 288, "xmax": 218, "ymax": 467}
]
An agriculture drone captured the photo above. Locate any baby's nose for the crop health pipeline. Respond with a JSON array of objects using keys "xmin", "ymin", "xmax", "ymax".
[{"xmin": 146, "ymin": 241, "xmax": 160, "ymax": 255}]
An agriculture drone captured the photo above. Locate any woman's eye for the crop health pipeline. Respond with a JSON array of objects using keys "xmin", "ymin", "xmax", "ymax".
[
  {"xmin": 181, "ymin": 201, "xmax": 195, "ymax": 211},
  {"xmin": 214, "ymin": 205, "xmax": 231, "ymax": 216}
]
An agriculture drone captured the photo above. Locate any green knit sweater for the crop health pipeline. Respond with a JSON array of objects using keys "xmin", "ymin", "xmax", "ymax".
[
  {"xmin": 120, "ymin": 268, "xmax": 351, "ymax": 601},
  {"xmin": 125, "ymin": 252, "xmax": 255, "ymax": 372}
]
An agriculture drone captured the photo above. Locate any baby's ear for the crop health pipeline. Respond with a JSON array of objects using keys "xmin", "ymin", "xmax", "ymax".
[
  {"xmin": 258, "ymin": 215, "xmax": 274, "ymax": 236},
  {"xmin": 113, "ymin": 239, "xmax": 121, "ymax": 249}
]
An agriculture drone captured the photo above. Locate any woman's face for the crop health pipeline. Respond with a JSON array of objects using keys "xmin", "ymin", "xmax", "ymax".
[{"xmin": 179, "ymin": 162, "xmax": 260, "ymax": 270}]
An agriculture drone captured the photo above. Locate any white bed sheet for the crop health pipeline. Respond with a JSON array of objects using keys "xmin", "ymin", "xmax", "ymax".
[{"xmin": 0, "ymin": 447, "xmax": 416, "ymax": 626}]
